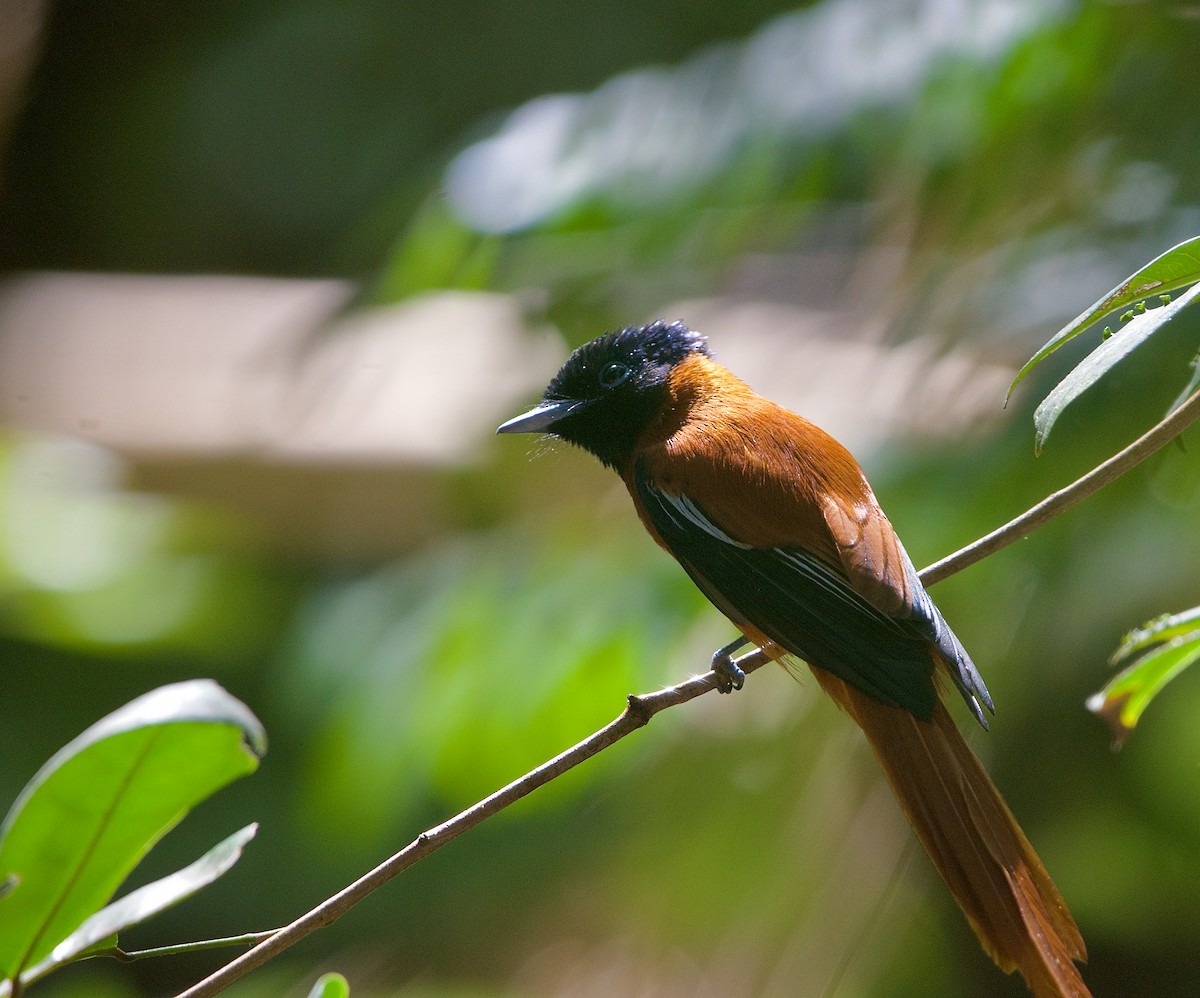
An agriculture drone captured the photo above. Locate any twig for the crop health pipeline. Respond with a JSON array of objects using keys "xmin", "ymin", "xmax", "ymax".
[
  {"xmin": 921, "ymin": 389, "xmax": 1200, "ymax": 586},
  {"xmin": 174, "ymin": 658, "xmax": 771, "ymax": 998},
  {"xmin": 175, "ymin": 389, "xmax": 1200, "ymax": 998}
]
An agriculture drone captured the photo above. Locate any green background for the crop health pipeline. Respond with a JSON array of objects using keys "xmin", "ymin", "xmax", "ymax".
[{"xmin": 2, "ymin": 1, "xmax": 1199, "ymax": 995}]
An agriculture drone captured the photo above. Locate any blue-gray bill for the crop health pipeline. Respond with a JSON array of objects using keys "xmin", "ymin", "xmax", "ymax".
[{"xmin": 496, "ymin": 398, "xmax": 588, "ymax": 434}]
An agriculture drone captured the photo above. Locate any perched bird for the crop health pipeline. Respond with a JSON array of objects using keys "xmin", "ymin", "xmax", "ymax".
[{"xmin": 498, "ymin": 321, "xmax": 1088, "ymax": 997}]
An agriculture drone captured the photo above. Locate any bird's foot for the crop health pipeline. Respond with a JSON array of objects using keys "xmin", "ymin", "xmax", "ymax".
[{"xmin": 711, "ymin": 636, "xmax": 750, "ymax": 694}]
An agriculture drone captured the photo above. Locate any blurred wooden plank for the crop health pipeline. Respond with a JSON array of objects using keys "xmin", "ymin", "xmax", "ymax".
[{"xmin": 0, "ymin": 273, "xmax": 560, "ymax": 464}]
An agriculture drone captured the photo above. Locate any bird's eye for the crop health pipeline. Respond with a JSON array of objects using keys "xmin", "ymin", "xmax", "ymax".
[{"xmin": 598, "ymin": 362, "xmax": 631, "ymax": 389}]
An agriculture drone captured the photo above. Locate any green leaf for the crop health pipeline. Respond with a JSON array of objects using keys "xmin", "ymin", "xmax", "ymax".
[
  {"xmin": 1010, "ymin": 234, "xmax": 1200, "ymax": 398},
  {"xmin": 1167, "ymin": 349, "xmax": 1200, "ymax": 413},
  {"xmin": 0, "ymin": 681, "xmax": 265, "ymax": 982},
  {"xmin": 1032, "ymin": 280, "xmax": 1200, "ymax": 452},
  {"xmin": 14, "ymin": 823, "xmax": 258, "ymax": 988},
  {"xmin": 1088, "ymin": 628, "xmax": 1200, "ymax": 747},
  {"xmin": 1111, "ymin": 606, "xmax": 1200, "ymax": 661},
  {"xmin": 307, "ymin": 972, "xmax": 351, "ymax": 998}
]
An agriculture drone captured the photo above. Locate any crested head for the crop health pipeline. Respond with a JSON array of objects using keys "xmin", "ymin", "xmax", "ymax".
[
  {"xmin": 497, "ymin": 321, "xmax": 711, "ymax": 470},
  {"xmin": 544, "ymin": 321, "xmax": 710, "ymax": 404}
]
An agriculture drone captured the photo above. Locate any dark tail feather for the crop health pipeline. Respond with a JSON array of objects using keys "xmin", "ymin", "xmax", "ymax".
[{"xmin": 812, "ymin": 669, "xmax": 1089, "ymax": 998}]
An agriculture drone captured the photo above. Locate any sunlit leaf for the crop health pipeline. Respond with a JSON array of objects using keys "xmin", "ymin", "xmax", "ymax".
[
  {"xmin": 1032, "ymin": 280, "xmax": 1200, "ymax": 452},
  {"xmin": 307, "ymin": 972, "xmax": 351, "ymax": 998},
  {"xmin": 1168, "ymin": 350, "xmax": 1200, "ymax": 413},
  {"xmin": 1088, "ymin": 623, "xmax": 1200, "ymax": 748},
  {"xmin": 1111, "ymin": 607, "xmax": 1200, "ymax": 661},
  {"xmin": 0, "ymin": 681, "xmax": 265, "ymax": 982},
  {"xmin": 1010, "ymin": 234, "xmax": 1200, "ymax": 398},
  {"xmin": 12, "ymin": 823, "xmax": 259, "ymax": 989}
]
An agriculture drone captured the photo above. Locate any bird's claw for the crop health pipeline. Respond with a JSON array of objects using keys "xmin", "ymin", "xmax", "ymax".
[
  {"xmin": 713, "ymin": 658, "xmax": 746, "ymax": 694},
  {"xmin": 711, "ymin": 636, "xmax": 750, "ymax": 694}
]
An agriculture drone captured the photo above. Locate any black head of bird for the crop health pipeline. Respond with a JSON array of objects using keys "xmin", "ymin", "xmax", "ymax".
[{"xmin": 496, "ymin": 320, "xmax": 709, "ymax": 469}]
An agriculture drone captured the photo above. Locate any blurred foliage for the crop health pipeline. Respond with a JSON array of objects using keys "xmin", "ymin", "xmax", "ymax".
[
  {"xmin": 0, "ymin": 435, "xmax": 288, "ymax": 662},
  {"xmin": 1090, "ymin": 608, "xmax": 1200, "ymax": 748},
  {"xmin": 2, "ymin": 1, "xmax": 1200, "ymax": 997},
  {"xmin": 307, "ymin": 974, "xmax": 350, "ymax": 998}
]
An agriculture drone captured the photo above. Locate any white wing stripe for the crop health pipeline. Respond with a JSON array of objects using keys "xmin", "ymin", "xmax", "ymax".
[{"xmin": 659, "ymin": 492, "xmax": 753, "ymax": 549}]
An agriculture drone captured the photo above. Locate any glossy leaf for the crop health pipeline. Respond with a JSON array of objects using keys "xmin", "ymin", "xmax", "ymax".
[
  {"xmin": 1010, "ymin": 235, "xmax": 1200, "ymax": 398},
  {"xmin": 1168, "ymin": 350, "xmax": 1200, "ymax": 412},
  {"xmin": 0, "ymin": 681, "xmax": 265, "ymax": 982},
  {"xmin": 307, "ymin": 973, "xmax": 351, "ymax": 998},
  {"xmin": 1111, "ymin": 607, "xmax": 1200, "ymax": 661},
  {"xmin": 11, "ymin": 823, "xmax": 259, "ymax": 990},
  {"xmin": 1032, "ymin": 280, "xmax": 1200, "ymax": 452},
  {"xmin": 1088, "ymin": 613, "xmax": 1200, "ymax": 747}
]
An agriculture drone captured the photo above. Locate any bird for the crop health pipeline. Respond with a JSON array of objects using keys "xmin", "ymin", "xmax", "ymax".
[{"xmin": 498, "ymin": 320, "xmax": 1088, "ymax": 997}]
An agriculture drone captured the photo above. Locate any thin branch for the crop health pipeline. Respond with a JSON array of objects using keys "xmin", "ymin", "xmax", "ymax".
[
  {"xmin": 174, "ymin": 657, "xmax": 772, "ymax": 998},
  {"xmin": 176, "ymin": 388, "xmax": 1200, "ymax": 998},
  {"xmin": 921, "ymin": 388, "xmax": 1200, "ymax": 586}
]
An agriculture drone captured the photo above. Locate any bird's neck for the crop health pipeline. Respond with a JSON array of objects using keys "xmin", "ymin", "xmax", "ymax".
[{"xmin": 621, "ymin": 354, "xmax": 756, "ymax": 466}]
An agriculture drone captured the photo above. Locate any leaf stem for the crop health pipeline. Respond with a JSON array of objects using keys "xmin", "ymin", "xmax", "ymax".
[{"xmin": 111, "ymin": 931, "xmax": 278, "ymax": 963}]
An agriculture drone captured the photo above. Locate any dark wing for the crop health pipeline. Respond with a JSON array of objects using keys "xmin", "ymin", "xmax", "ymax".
[
  {"xmin": 635, "ymin": 467, "xmax": 991, "ymax": 725},
  {"xmin": 820, "ymin": 491, "xmax": 993, "ymax": 725}
]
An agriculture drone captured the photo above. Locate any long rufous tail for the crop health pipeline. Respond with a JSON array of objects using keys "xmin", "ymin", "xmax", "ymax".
[{"xmin": 812, "ymin": 669, "xmax": 1089, "ymax": 998}]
